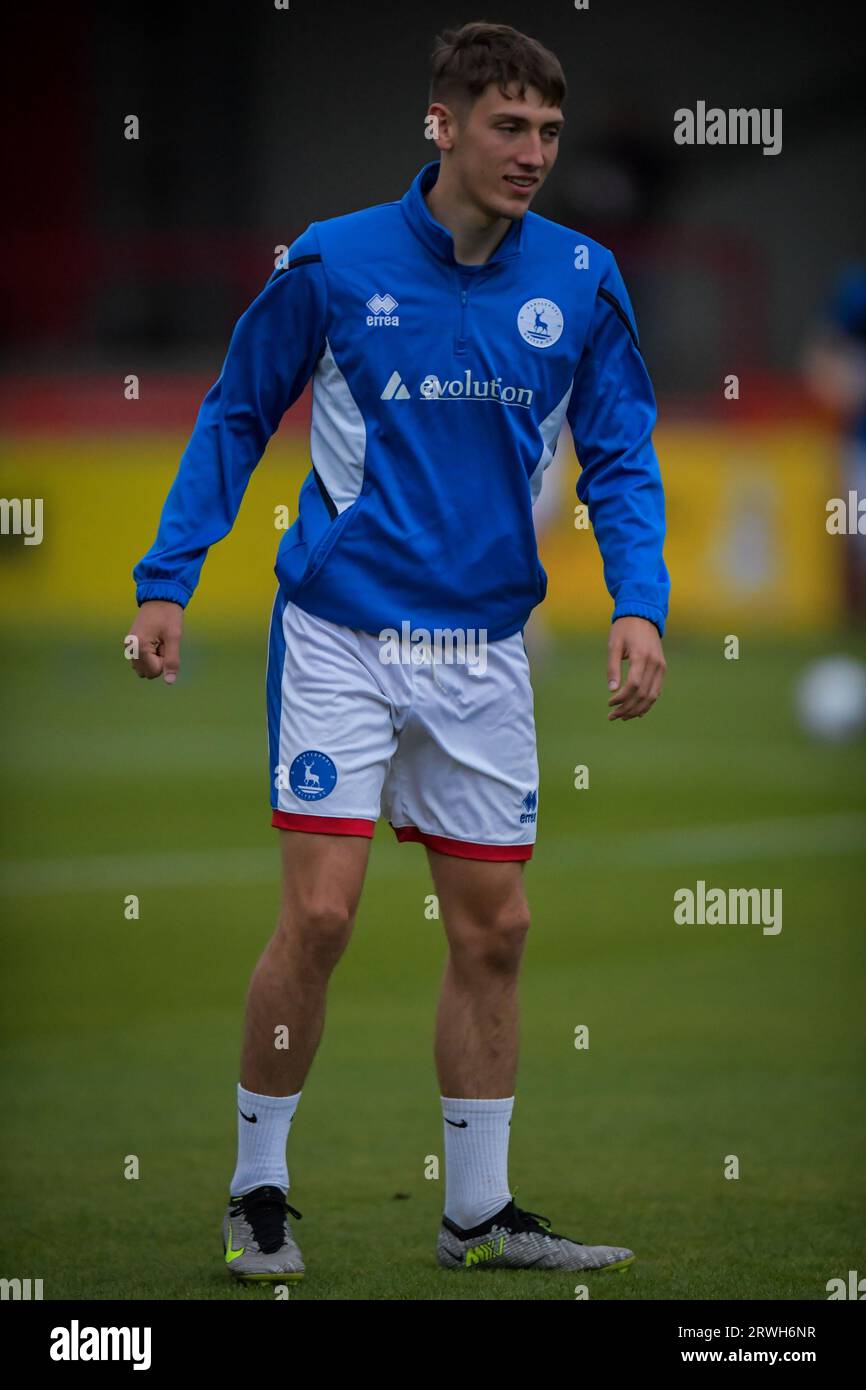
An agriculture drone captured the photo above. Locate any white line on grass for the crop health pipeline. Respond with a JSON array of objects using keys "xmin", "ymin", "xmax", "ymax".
[{"xmin": 1, "ymin": 812, "xmax": 863, "ymax": 897}]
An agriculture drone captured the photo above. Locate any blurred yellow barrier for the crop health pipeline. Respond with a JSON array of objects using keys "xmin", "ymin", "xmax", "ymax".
[
  {"xmin": 0, "ymin": 423, "xmax": 844, "ymax": 633},
  {"xmin": 541, "ymin": 422, "xmax": 843, "ymax": 633}
]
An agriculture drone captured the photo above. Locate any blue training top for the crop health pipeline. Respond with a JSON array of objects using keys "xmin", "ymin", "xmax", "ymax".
[{"xmin": 134, "ymin": 159, "xmax": 670, "ymax": 640}]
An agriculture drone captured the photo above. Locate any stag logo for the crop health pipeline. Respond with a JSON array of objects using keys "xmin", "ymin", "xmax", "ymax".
[
  {"xmin": 517, "ymin": 298, "xmax": 563, "ymax": 348},
  {"xmin": 289, "ymin": 751, "xmax": 337, "ymax": 802}
]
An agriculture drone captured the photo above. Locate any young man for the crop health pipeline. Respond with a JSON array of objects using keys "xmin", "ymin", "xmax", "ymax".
[{"xmin": 129, "ymin": 21, "xmax": 668, "ymax": 1280}]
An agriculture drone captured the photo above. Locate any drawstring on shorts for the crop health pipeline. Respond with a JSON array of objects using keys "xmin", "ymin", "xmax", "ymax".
[{"xmin": 412, "ymin": 640, "xmax": 450, "ymax": 694}]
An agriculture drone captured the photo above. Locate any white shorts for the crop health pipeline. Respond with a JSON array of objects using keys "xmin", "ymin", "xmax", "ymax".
[{"xmin": 266, "ymin": 595, "xmax": 539, "ymax": 860}]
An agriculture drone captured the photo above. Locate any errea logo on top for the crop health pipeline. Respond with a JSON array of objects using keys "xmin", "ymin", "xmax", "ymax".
[{"xmin": 366, "ymin": 293, "xmax": 400, "ymax": 326}]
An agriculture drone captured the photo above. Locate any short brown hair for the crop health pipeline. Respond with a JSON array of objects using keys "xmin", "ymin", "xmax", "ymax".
[{"xmin": 429, "ymin": 21, "xmax": 566, "ymax": 115}]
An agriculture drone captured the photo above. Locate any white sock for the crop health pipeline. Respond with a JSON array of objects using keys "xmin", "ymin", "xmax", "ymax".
[
  {"xmin": 442, "ymin": 1095, "xmax": 514, "ymax": 1229},
  {"xmin": 229, "ymin": 1084, "xmax": 301, "ymax": 1197}
]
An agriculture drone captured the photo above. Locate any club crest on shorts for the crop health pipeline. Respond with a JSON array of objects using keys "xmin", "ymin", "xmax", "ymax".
[
  {"xmin": 520, "ymin": 789, "xmax": 538, "ymax": 824},
  {"xmin": 289, "ymin": 751, "xmax": 337, "ymax": 801}
]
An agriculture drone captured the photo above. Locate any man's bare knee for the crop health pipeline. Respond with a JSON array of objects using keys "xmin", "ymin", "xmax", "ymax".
[
  {"xmin": 275, "ymin": 829, "xmax": 369, "ymax": 968},
  {"xmin": 278, "ymin": 892, "xmax": 354, "ymax": 965},
  {"xmin": 451, "ymin": 902, "xmax": 531, "ymax": 974}
]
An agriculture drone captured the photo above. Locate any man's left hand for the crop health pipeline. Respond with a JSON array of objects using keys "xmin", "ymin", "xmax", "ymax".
[{"xmin": 607, "ymin": 616, "xmax": 666, "ymax": 722}]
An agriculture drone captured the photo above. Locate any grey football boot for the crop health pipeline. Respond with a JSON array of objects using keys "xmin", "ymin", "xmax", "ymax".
[
  {"xmin": 437, "ymin": 1198, "xmax": 635, "ymax": 1273},
  {"xmin": 222, "ymin": 1185, "xmax": 305, "ymax": 1282}
]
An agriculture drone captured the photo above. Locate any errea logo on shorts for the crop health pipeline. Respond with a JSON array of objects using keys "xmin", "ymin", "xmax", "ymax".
[
  {"xmin": 366, "ymin": 293, "xmax": 400, "ymax": 326},
  {"xmin": 520, "ymin": 789, "xmax": 538, "ymax": 824},
  {"xmin": 517, "ymin": 298, "xmax": 564, "ymax": 348}
]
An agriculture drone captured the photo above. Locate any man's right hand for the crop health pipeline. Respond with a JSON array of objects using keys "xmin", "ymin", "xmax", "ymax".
[{"xmin": 126, "ymin": 600, "xmax": 184, "ymax": 683}]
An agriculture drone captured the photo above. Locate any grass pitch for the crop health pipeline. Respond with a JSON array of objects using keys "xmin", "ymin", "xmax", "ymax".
[{"xmin": 1, "ymin": 630, "xmax": 864, "ymax": 1300}]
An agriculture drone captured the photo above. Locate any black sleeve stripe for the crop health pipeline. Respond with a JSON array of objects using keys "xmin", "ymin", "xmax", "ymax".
[
  {"xmin": 271, "ymin": 253, "xmax": 323, "ymax": 280},
  {"xmin": 312, "ymin": 465, "xmax": 338, "ymax": 520},
  {"xmin": 597, "ymin": 286, "xmax": 641, "ymax": 353}
]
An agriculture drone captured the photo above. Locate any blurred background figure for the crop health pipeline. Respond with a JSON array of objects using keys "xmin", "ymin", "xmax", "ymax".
[{"xmin": 803, "ymin": 264, "xmax": 866, "ymax": 619}]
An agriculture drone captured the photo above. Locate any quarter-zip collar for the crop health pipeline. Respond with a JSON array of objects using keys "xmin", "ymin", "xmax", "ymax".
[{"xmin": 400, "ymin": 159, "xmax": 525, "ymax": 268}]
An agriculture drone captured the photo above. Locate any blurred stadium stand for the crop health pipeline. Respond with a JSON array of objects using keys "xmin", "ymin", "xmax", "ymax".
[{"xmin": 1, "ymin": 0, "xmax": 864, "ymax": 632}]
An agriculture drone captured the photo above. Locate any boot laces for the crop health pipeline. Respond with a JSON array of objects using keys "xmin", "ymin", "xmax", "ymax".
[
  {"xmin": 506, "ymin": 1200, "xmax": 579, "ymax": 1243},
  {"xmin": 229, "ymin": 1186, "xmax": 302, "ymax": 1254}
]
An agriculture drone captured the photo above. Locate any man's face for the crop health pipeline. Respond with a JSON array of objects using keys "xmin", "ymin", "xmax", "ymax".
[{"xmin": 435, "ymin": 81, "xmax": 564, "ymax": 219}]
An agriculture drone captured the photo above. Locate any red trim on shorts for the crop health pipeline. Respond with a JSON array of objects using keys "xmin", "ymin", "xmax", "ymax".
[
  {"xmin": 272, "ymin": 811, "xmax": 375, "ymax": 837},
  {"xmin": 390, "ymin": 824, "xmax": 534, "ymax": 861}
]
